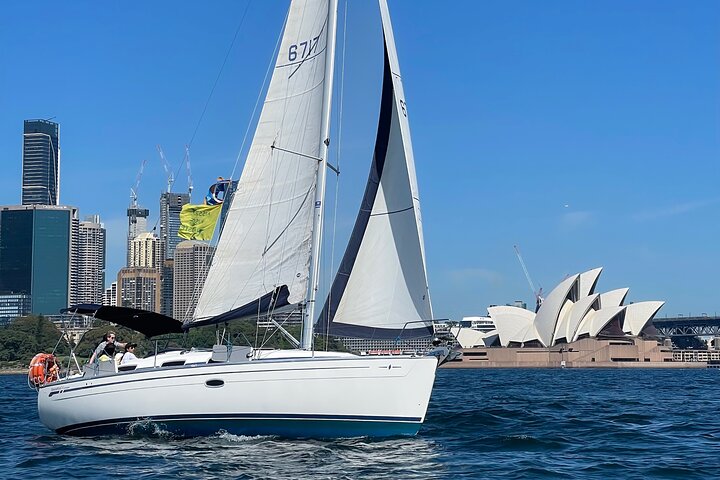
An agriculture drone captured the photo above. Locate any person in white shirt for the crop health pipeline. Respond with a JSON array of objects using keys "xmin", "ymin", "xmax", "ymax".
[{"xmin": 120, "ymin": 343, "xmax": 139, "ymax": 365}]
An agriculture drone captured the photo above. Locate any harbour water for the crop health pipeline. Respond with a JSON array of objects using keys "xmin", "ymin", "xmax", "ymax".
[{"xmin": 2, "ymin": 368, "xmax": 719, "ymax": 479}]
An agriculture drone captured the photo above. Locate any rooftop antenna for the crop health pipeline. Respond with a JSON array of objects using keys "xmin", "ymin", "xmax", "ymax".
[{"xmin": 513, "ymin": 245, "xmax": 544, "ymax": 312}]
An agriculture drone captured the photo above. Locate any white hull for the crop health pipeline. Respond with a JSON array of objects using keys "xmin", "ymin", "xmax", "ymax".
[{"xmin": 38, "ymin": 351, "xmax": 439, "ymax": 437}]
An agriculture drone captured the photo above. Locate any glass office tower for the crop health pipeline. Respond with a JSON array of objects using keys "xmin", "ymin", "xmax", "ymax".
[
  {"xmin": 22, "ymin": 119, "xmax": 60, "ymax": 206},
  {"xmin": 159, "ymin": 192, "xmax": 189, "ymax": 317},
  {"xmin": 0, "ymin": 205, "xmax": 76, "ymax": 315}
]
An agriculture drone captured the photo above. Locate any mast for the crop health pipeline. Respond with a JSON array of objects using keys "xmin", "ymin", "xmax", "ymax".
[{"xmin": 302, "ymin": 0, "xmax": 339, "ymax": 350}]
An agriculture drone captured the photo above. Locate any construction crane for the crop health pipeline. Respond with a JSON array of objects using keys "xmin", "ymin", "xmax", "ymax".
[
  {"xmin": 184, "ymin": 145, "xmax": 194, "ymax": 200},
  {"xmin": 130, "ymin": 159, "xmax": 147, "ymax": 208},
  {"xmin": 156, "ymin": 145, "xmax": 174, "ymax": 193},
  {"xmin": 513, "ymin": 245, "xmax": 544, "ymax": 312}
]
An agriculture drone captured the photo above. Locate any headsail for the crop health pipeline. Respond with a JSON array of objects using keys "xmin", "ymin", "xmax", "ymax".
[
  {"xmin": 316, "ymin": 0, "xmax": 433, "ymax": 340},
  {"xmin": 192, "ymin": 0, "xmax": 331, "ymax": 325}
]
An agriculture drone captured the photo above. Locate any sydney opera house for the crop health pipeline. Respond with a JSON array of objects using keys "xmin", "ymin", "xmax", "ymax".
[{"xmin": 451, "ymin": 268, "xmax": 674, "ymax": 367}]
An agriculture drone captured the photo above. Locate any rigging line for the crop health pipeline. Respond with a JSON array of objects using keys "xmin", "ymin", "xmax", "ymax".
[
  {"xmin": 325, "ymin": 0, "xmax": 348, "ymax": 346},
  {"xmin": 187, "ymin": 0, "xmax": 252, "ymax": 150},
  {"xmin": 261, "ymin": 185, "xmax": 314, "ymax": 256},
  {"xmin": 229, "ymin": 5, "xmax": 289, "ymax": 181},
  {"xmin": 156, "ymin": 2, "xmax": 254, "ymax": 239}
]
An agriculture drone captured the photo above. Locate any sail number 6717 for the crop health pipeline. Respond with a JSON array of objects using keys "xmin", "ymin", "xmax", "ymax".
[{"xmin": 289, "ymin": 35, "xmax": 321, "ymax": 62}]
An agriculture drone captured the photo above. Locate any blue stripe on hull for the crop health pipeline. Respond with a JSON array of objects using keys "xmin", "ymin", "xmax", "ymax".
[{"xmin": 57, "ymin": 415, "xmax": 422, "ymax": 438}]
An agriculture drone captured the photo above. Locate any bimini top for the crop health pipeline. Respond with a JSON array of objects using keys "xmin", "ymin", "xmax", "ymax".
[{"xmin": 62, "ymin": 304, "xmax": 184, "ymax": 338}]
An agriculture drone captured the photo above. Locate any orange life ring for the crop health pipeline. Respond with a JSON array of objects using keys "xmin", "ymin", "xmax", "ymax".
[{"xmin": 28, "ymin": 353, "xmax": 59, "ymax": 387}]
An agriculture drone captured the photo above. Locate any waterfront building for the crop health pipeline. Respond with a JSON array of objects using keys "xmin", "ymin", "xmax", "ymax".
[
  {"xmin": 117, "ymin": 267, "xmax": 161, "ymax": 312},
  {"xmin": 48, "ymin": 313, "xmax": 94, "ymax": 345},
  {"xmin": 103, "ymin": 281, "xmax": 117, "ymax": 307},
  {"xmin": 336, "ymin": 322, "xmax": 448, "ymax": 353},
  {"xmin": 173, "ymin": 240, "xmax": 215, "ymax": 322},
  {"xmin": 338, "ymin": 336, "xmax": 434, "ymax": 354},
  {"xmin": 453, "ymin": 337, "xmax": 673, "ymax": 367},
  {"xmin": 74, "ymin": 215, "xmax": 106, "ymax": 305},
  {"xmin": 480, "ymin": 267, "xmax": 663, "ymax": 348},
  {"xmin": 69, "ymin": 212, "xmax": 79, "ymax": 306},
  {"xmin": 672, "ymin": 349, "xmax": 720, "ymax": 362},
  {"xmin": 0, "ymin": 293, "xmax": 31, "ymax": 325},
  {"xmin": 0, "ymin": 205, "xmax": 77, "ymax": 315},
  {"xmin": 22, "ymin": 119, "xmax": 60, "ymax": 206}
]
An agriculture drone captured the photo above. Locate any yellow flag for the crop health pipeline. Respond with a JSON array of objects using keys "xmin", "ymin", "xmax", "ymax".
[{"xmin": 178, "ymin": 204, "xmax": 222, "ymax": 240}]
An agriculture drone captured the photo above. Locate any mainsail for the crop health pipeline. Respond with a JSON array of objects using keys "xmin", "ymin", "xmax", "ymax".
[
  {"xmin": 316, "ymin": 0, "xmax": 433, "ymax": 340},
  {"xmin": 192, "ymin": 0, "xmax": 331, "ymax": 325}
]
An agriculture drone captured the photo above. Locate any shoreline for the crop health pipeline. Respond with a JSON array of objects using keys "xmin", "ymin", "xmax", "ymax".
[{"xmin": 440, "ymin": 361, "xmax": 708, "ymax": 369}]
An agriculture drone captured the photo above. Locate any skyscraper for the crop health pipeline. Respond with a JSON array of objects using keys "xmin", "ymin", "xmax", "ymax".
[
  {"xmin": 173, "ymin": 240, "xmax": 215, "ymax": 322},
  {"xmin": 0, "ymin": 205, "xmax": 77, "ymax": 315},
  {"xmin": 22, "ymin": 119, "xmax": 60, "ymax": 206},
  {"xmin": 74, "ymin": 215, "xmax": 106, "ymax": 305},
  {"xmin": 103, "ymin": 281, "xmax": 117, "ymax": 307},
  {"xmin": 129, "ymin": 232, "xmax": 161, "ymax": 269},
  {"xmin": 117, "ymin": 267, "xmax": 161, "ymax": 312},
  {"xmin": 160, "ymin": 192, "xmax": 190, "ymax": 261},
  {"xmin": 126, "ymin": 205, "xmax": 149, "ymax": 267},
  {"xmin": 159, "ymin": 192, "xmax": 190, "ymax": 317}
]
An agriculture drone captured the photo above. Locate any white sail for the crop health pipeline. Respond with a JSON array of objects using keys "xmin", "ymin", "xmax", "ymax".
[
  {"xmin": 193, "ymin": 0, "xmax": 330, "ymax": 322},
  {"xmin": 317, "ymin": 0, "xmax": 433, "ymax": 339}
]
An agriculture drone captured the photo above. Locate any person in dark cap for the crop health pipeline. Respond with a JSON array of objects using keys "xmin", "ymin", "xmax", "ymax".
[{"xmin": 119, "ymin": 342, "xmax": 138, "ymax": 365}]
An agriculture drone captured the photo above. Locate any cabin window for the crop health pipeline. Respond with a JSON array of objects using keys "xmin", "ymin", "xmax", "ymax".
[{"xmin": 161, "ymin": 360, "xmax": 186, "ymax": 367}]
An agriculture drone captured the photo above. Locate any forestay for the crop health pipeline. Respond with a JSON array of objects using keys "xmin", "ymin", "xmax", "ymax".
[
  {"xmin": 317, "ymin": 0, "xmax": 433, "ymax": 340},
  {"xmin": 193, "ymin": 0, "xmax": 330, "ymax": 324}
]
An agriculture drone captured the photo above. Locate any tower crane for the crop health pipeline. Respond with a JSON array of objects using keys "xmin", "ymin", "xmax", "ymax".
[
  {"xmin": 513, "ymin": 245, "xmax": 544, "ymax": 312},
  {"xmin": 130, "ymin": 159, "xmax": 147, "ymax": 208},
  {"xmin": 156, "ymin": 145, "xmax": 174, "ymax": 193}
]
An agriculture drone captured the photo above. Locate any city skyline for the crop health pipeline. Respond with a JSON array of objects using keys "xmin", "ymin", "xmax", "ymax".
[{"xmin": 1, "ymin": 1, "xmax": 718, "ymax": 321}]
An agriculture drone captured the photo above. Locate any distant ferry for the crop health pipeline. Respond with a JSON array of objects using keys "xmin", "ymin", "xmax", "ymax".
[
  {"xmin": 460, "ymin": 316, "xmax": 496, "ymax": 333},
  {"xmin": 451, "ymin": 316, "xmax": 499, "ymax": 349}
]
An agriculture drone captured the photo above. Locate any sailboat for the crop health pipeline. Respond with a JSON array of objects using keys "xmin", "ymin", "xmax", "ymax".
[{"xmin": 36, "ymin": 0, "xmax": 447, "ymax": 438}]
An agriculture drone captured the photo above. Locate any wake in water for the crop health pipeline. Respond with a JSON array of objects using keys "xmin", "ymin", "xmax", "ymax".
[{"xmin": 126, "ymin": 419, "xmax": 176, "ymax": 439}]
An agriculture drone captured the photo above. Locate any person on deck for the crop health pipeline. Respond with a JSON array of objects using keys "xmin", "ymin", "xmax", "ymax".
[
  {"xmin": 119, "ymin": 343, "xmax": 138, "ymax": 365},
  {"xmin": 89, "ymin": 331, "xmax": 126, "ymax": 364}
]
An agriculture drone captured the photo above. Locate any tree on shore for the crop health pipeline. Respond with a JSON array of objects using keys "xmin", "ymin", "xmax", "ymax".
[{"xmin": 0, "ymin": 316, "xmax": 69, "ymax": 366}]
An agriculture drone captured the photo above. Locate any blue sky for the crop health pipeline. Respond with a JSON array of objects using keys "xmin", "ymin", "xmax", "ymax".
[{"xmin": 1, "ymin": 1, "xmax": 718, "ymax": 320}]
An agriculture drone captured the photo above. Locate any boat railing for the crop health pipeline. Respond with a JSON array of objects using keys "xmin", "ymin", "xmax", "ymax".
[{"xmin": 395, "ymin": 318, "xmax": 460, "ymax": 353}]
